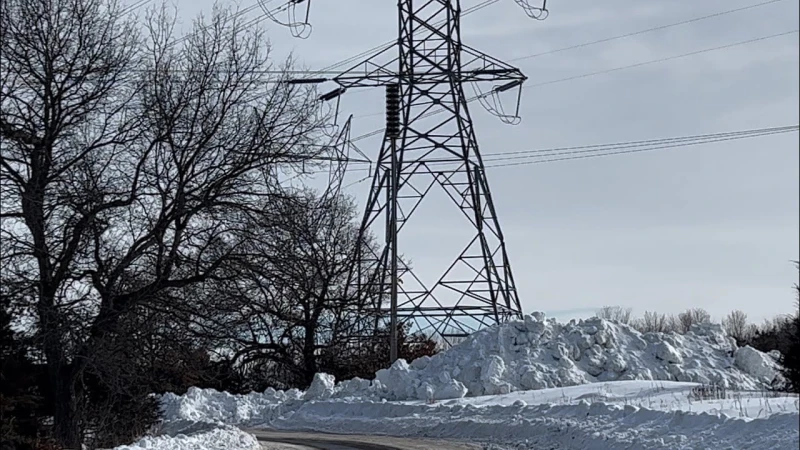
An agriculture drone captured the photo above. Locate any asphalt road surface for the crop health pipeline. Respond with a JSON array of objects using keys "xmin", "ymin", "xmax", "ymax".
[{"xmin": 247, "ymin": 429, "xmax": 483, "ymax": 450}]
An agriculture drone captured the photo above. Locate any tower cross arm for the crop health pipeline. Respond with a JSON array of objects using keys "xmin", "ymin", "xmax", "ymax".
[
  {"xmin": 331, "ymin": 45, "xmax": 401, "ymax": 90},
  {"xmin": 330, "ymin": 43, "xmax": 527, "ymax": 90},
  {"xmin": 457, "ymin": 43, "xmax": 527, "ymax": 84}
]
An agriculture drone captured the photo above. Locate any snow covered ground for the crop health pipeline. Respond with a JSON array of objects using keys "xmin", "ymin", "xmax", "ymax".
[
  {"xmin": 274, "ymin": 381, "xmax": 799, "ymax": 450},
  {"xmin": 139, "ymin": 381, "xmax": 799, "ymax": 450},
  {"xmin": 112, "ymin": 420, "xmax": 261, "ymax": 450},
  {"xmin": 113, "ymin": 313, "xmax": 800, "ymax": 450},
  {"xmin": 448, "ymin": 380, "xmax": 799, "ymax": 419}
]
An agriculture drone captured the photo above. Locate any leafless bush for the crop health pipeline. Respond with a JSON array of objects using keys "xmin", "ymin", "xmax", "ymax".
[
  {"xmin": 633, "ymin": 311, "xmax": 672, "ymax": 333},
  {"xmin": 596, "ymin": 306, "xmax": 633, "ymax": 325},
  {"xmin": 676, "ymin": 308, "xmax": 712, "ymax": 334},
  {"xmin": 722, "ymin": 310, "xmax": 754, "ymax": 345}
]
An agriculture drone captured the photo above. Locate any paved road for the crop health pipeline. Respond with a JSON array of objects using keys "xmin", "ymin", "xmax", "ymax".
[{"xmin": 247, "ymin": 429, "xmax": 483, "ymax": 450}]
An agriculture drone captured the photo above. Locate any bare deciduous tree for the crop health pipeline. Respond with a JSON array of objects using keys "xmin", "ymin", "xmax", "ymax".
[
  {"xmin": 677, "ymin": 308, "xmax": 712, "ymax": 334},
  {"xmin": 722, "ymin": 310, "xmax": 753, "ymax": 345},
  {"xmin": 1, "ymin": 0, "xmax": 327, "ymax": 445},
  {"xmin": 666, "ymin": 314, "xmax": 682, "ymax": 334},
  {"xmin": 633, "ymin": 311, "xmax": 672, "ymax": 333},
  {"xmin": 212, "ymin": 191, "xmax": 379, "ymax": 389},
  {"xmin": 596, "ymin": 306, "xmax": 633, "ymax": 324}
]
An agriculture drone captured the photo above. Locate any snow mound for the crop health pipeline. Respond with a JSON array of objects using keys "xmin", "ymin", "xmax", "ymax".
[
  {"xmin": 158, "ymin": 314, "xmax": 784, "ymax": 408},
  {"xmin": 734, "ymin": 345, "xmax": 785, "ymax": 385},
  {"xmin": 150, "ymin": 312, "xmax": 795, "ymax": 450},
  {"xmin": 331, "ymin": 313, "xmax": 782, "ymax": 400},
  {"xmin": 113, "ymin": 420, "xmax": 260, "ymax": 450},
  {"xmin": 160, "ymin": 386, "xmax": 301, "ymax": 425},
  {"xmin": 304, "ymin": 373, "xmax": 336, "ymax": 401}
]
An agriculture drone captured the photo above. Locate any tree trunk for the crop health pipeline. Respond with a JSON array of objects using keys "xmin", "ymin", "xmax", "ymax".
[
  {"xmin": 39, "ymin": 295, "xmax": 82, "ymax": 449},
  {"xmin": 51, "ymin": 369, "xmax": 82, "ymax": 449},
  {"xmin": 302, "ymin": 324, "xmax": 317, "ymax": 388}
]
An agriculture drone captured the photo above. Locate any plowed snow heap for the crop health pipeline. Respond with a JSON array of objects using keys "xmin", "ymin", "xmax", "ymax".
[
  {"xmin": 161, "ymin": 313, "xmax": 786, "ymax": 420},
  {"xmin": 317, "ymin": 312, "xmax": 784, "ymax": 401}
]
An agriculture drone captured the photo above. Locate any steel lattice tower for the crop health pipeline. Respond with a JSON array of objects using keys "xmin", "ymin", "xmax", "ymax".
[{"xmin": 324, "ymin": 0, "xmax": 546, "ymax": 342}]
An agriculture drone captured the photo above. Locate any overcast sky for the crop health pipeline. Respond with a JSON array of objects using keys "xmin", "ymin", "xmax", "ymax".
[{"xmin": 164, "ymin": 0, "xmax": 799, "ymax": 325}]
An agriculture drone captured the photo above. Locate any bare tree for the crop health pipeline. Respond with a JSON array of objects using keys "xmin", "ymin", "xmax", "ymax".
[
  {"xmin": 212, "ymin": 191, "xmax": 380, "ymax": 388},
  {"xmin": 722, "ymin": 310, "xmax": 753, "ymax": 345},
  {"xmin": 665, "ymin": 314, "xmax": 681, "ymax": 333},
  {"xmin": 677, "ymin": 308, "xmax": 712, "ymax": 334},
  {"xmin": 596, "ymin": 306, "xmax": 633, "ymax": 324},
  {"xmin": 0, "ymin": 0, "xmax": 326, "ymax": 445},
  {"xmin": 633, "ymin": 311, "xmax": 672, "ymax": 333}
]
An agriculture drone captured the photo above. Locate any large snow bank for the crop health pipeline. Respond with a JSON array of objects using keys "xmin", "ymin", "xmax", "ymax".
[
  {"xmin": 161, "ymin": 313, "xmax": 785, "ymax": 408},
  {"xmin": 113, "ymin": 420, "xmax": 260, "ymax": 450},
  {"xmin": 150, "ymin": 312, "xmax": 795, "ymax": 450},
  {"xmin": 338, "ymin": 313, "xmax": 783, "ymax": 401}
]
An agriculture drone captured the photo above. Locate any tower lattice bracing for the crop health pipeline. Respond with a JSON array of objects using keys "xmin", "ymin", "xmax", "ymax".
[{"xmin": 333, "ymin": 0, "xmax": 533, "ymax": 341}]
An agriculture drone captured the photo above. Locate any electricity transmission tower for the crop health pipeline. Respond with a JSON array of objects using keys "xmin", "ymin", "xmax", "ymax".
[{"xmin": 272, "ymin": 0, "xmax": 549, "ymax": 347}]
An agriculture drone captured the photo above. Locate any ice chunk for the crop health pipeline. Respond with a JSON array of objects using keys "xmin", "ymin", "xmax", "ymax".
[
  {"xmin": 653, "ymin": 341, "xmax": 683, "ymax": 364},
  {"xmin": 734, "ymin": 346, "xmax": 780, "ymax": 383},
  {"xmin": 303, "ymin": 373, "xmax": 336, "ymax": 401}
]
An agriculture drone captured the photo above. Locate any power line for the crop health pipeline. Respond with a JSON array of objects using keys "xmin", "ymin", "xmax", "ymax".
[
  {"xmin": 508, "ymin": 0, "xmax": 787, "ymax": 62},
  {"xmin": 333, "ymin": 124, "xmax": 798, "ymax": 173},
  {"xmin": 120, "ymin": 0, "xmax": 285, "ymax": 49},
  {"xmin": 120, "ymin": 0, "xmax": 150, "ymax": 16},
  {"xmin": 134, "ymin": 0, "xmax": 785, "ymax": 78},
  {"xmin": 338, "ymin": 0, "xmax": 786, "ymax": 105},
  {"xmin": 125, "ymin": 0, "xmax": 786, "ymax": 68},
  {"xmin": 349, "ymin": 29, "xmax": 799, "ymax": 141},
  {"xmin": 127, "ymin": 1, "xmax": 499, "ymax": 77},
  {"xmin": 484, "ymin": 126, "xmax": 796, "ymax": 168},
  {"xmin": 482, "ymin": 125, "xmax": 798, "ymax": 167},
  {"xmin": 121, "ymin": 0, "xmax": 501, "ymax": 77},
  {"xmin": 123, "ymin": 1, "xmax": 303, "ymax": 79},
  {"xmin": 166, "ymin": 0, "xmax": 285, "ymax": 49},
  {"xmin": 523, "ymin": 29, "xmax": 799, "ymax": 90},
  {"xmin": 479, "ymin": 125, "xmax": 799, "ymax": 161},
  {"xmin": 121, "ymin": 2, "xmax": 792, "ymax": 85}
]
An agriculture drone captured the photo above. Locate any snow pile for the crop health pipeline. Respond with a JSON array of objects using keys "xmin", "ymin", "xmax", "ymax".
[
  {"xmin": 734, "ymin": 345, "xmax": 785, "ymax": 385},
  {"xmin": 113, "ymin": 420, "xmax": 260, "ymax": 450},
  {"xmin": 116, "ymin": 312, "xmax": 795, "ymax": 450},
  {"xmin": 146, "ymin": 311, "xmax": 795, "ymax": 450},
  {"xmin": 158, "ymin": 313, "xmax": 785, "ymax": 407},
  {"xmin": 159, "ymin": 386, "xmax": 302, "ymax": 425},
  {"xmin": 303, "ymin": 373, "xmax": 337, "ymax": 401},
  {"xmin": 342, "ymin": 313, "xmax": 782, "ymax": 401}
]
